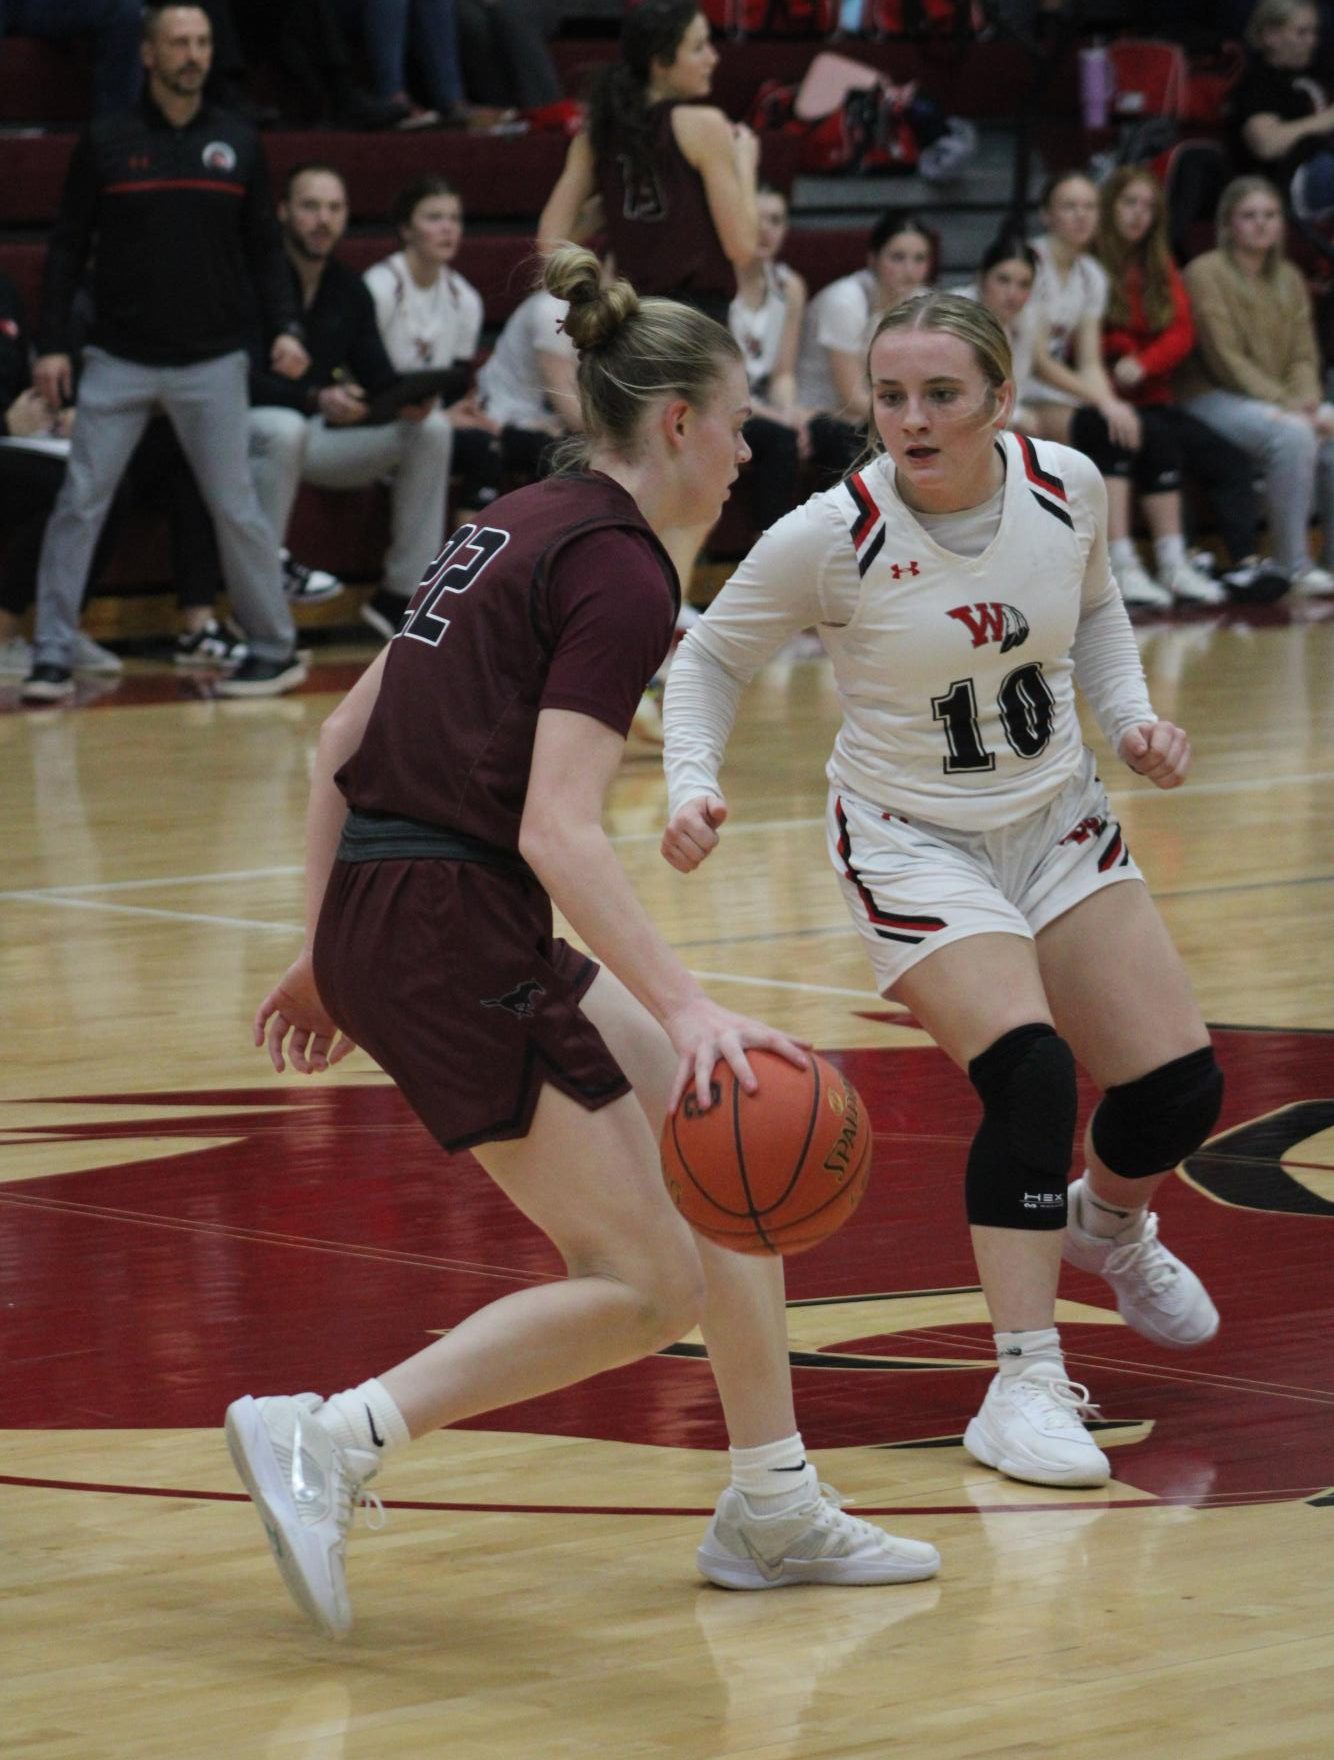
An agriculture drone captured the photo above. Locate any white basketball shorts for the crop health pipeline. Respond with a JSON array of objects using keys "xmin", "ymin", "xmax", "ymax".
[{"xmin": 827, "ymin": 748, "xmax": 1144, "ymax": 995}]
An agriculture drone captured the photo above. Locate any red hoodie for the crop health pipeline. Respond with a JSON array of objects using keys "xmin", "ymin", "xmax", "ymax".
[{"xmin": 1101, "ymin": 257, "xmax": 1194, "ymax": 406}]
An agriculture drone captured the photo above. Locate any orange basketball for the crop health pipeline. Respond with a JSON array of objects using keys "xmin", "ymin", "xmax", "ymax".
[{"xmin": 660, "ymin": 1050, "xmax": 872, "ymax": 1256}]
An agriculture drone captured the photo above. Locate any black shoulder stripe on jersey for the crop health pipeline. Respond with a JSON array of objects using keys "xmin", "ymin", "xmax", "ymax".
[
  {"xmin": 1017, "ymin": 431, "xmax": 1068, "ymax": 501},
  {"xmin": 857, "ymin": 525, "xmax": 887, "ymax": 577},
  {"xmin": 1029, "ymin": 488, "xmax": 1075, "ymax": 530}
]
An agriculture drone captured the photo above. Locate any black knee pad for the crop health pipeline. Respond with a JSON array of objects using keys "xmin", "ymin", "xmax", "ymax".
[
  {"xmin": 1070, "ymin": 405, "xmax": 1133, "ymax": 478},
  {"xmin": 1090, "ymin": 1046, "xmax": 1224, "ymax": 1178},
  {"xmin": 965, "ymin": 1023, "xmax": 1078, "ymax": 1230}
]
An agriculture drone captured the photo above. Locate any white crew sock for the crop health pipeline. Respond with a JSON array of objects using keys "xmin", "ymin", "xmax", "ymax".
[
  {"xmin": 1154, "ymin": 533, "xmax": 1186, "ymax": 577},
  {"xmin": 1108, "ymin": 537, "xmax": 1138, "ymax": 569},
  {"xmin": 729, "ymin": 1433, "xmax": 816, "ymax": 1508},
  {"xmin": 994, "ymin": 1326, "xmax": 1064, "ymax": 1380},
  {"xmin": 1078, "ymin": 1178, "xmax": 1146, "ymax": 1240},
  {"xmin": 318, "ymin": 1378, "xmax": 412, "ymax": 1462}
]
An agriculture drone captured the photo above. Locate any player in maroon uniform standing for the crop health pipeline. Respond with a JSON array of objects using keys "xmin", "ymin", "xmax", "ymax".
[{"xmin": 224, "ymin": 245, "xmax": 940, "ymax": 1641}]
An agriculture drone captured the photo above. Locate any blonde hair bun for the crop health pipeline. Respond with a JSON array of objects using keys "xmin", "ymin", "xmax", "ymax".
[{"xmin": 543, "ymin": 244, "xmax": 640, "ymax": 352}]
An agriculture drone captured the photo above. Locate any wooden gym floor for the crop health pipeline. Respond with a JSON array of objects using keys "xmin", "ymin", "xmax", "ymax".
[{"xmin": 2, "ymin": 598, "xmax": 1332, "ymax": 1760}]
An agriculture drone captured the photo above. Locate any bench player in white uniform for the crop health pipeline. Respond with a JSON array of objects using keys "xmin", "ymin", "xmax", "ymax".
[{"xmin": 662, "ymin": 291, "xmax": 1223, "ymax": 1491}]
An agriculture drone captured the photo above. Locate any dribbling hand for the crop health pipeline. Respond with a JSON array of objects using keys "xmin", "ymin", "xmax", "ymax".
[
  {"xmin": 662, "ymin": 994, "xmax": 809, "ymax": 1116},
  {"xmin": 254, "ymin": 950, "xmax": 357, "ymax": 1074},
  {"xmin": 1119, "ymin": 719, "xmax": 1190, "ymax": 790},
  {"xmin": 661, "ymin": 794, "xmax": 728, "ymax": 873}
]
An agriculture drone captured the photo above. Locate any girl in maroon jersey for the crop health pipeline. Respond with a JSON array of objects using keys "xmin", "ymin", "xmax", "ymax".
[
  {"xmin": 537, "ymin": 2, "xmax": 760, "ymax": 644},
  {"xmin": 225, "ymin": 245, "xmax": 940, "ymax": 1640}
]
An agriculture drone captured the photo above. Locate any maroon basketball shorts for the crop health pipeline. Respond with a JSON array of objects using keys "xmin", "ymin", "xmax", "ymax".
[{"xmin": 313, "ymin": 856, "xmax": 631, "ymax": 1151}]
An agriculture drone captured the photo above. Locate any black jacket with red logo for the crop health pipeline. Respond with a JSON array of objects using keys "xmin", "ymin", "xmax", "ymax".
[{"xmin": 37, "ymin": 96, "xmax": 298, "ymax": 367}]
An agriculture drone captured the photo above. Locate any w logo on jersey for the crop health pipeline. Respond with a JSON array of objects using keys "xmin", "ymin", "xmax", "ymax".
[{"xmin": 946, "ymin": 602, "xmax": 1031, "ymax": 652}]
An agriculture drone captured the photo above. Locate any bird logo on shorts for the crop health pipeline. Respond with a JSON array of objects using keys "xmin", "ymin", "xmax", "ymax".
[
  {"xmin": 481, "ymin": 980, "xmax": 545, "ymax": 1018},
  {"xmin": 945, "ymin": 602, "xmax": 1031, "ymax": 652}
]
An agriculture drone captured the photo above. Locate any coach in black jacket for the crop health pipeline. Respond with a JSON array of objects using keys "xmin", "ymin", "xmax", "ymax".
[{"xmin": 23, "ymin": 1, "xmax": 311, "ymax": 702}]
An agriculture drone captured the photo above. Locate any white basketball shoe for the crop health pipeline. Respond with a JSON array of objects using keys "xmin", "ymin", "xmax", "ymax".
[
  {"xmin": 964, "ymin": 1364, "xmax": 1111, "ymax": 1488},
  {"xmin": 697, "ymin": 1472, "xmax": 940, "ymax": 1589},
  {"xmin": 1063, "ymin": 1174, "xmax": 1219, "ymax": 1349},
  {"xmin": 225, "ymin": 1392, "xmax": 381, "ymax": 1639}
]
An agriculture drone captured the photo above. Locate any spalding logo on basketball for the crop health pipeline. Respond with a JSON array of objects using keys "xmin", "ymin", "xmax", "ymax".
[{"xmin": 661, "ymin": 1050, "xmax": 872, "ymax": 1255}]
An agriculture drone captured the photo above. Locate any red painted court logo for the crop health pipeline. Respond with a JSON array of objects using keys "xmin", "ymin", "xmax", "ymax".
[{"xmin": 2, "ymin": 1028, "xmax": 1331, "ymax": 1513}]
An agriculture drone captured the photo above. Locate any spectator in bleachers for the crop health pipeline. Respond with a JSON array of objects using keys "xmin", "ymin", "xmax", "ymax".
[
  {"xmin": 472, "ymin": 287, "xmax": 577, "ymax": 500},
  {"xmin": 247, "ymin": 162, "xmax": 453, "ymax": 645},
  {"xmin": 0, "ymin": 0, "xmax": 142, "ymax": 116},
  {"xmin": 729, "ymin": 184, "xmax": 807, "ymax": 533},
  {"xmin": 456, "ymin": 0, "xmax": 561, "ymax": 111},
  {"xmin": 334, "ymin": 0, "xmax": 512, "ymax": 128},
  {"xmin": 537, "ymin": 0, "xmax": 758, "ymax": 602},
  {"xmin": 364, "ymin": 176, "xmax": 497, "ymax": 531},
  {"xmin": 0, "ymin": 266, "xmax": 246, "ymax": 675},
  {"xmin": 1230, "ymin": 0, "xmax": 1334, "ymax": 217},
  {"xmin": 1178, "ymin": 173, "xmax": 1334, "ymax": 595},
  {"xmin": 22, "ymin": 2, "xmax": 308, "ymax": 703},
  {"xmin": 537, "ymin": 1, "xmax": 757, "ymax": 324},
  {"xmin": 226, "ymin": 0, "xmax": 414, "ymax": 128},
  {"xmin": 1093, "ymin": 166, "xmax": 1279, "ymax": 607},
  {"xmin": 1024, "ymin": 171, "xmax": 1179, "ymax": 609},
  {"xmin": 957, "ymin": 233, "xmax": 1039, "ymax": 429},
  {"xmin": 0, "ymin": 268, "xmax": 91, "ymax": 679},
  {"xmin": 793, "ymin": 208, "xmax": 935, "ymax": 487}
]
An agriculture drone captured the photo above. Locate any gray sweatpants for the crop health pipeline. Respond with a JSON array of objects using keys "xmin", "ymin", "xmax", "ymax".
[
  {"xmin": 33, "ymin": 347, "xmax": 294, "ymax": 666},
  {"xmin": 248, "ymin": 405, "xmax": 453, "ymax": 600},
  {"xmin": 1182, "ymin": 387, "xmax": 1334, "ymax": 574}
]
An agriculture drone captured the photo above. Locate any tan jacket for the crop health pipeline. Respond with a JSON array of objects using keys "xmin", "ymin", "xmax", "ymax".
[{"xmin": 1176, "ymin": 249, "xmax": 1322, "ymax": 410}]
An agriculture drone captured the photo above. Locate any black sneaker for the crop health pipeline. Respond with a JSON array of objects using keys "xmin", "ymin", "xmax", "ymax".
[
  {"xmin": 175, "ymin": 619, "xmax": 249, "ymax": 669},
  {"xmin": 280, "ymin": 549, "xmax": 344, "ymax": 605},
  {"xmin": 360, "ymin": 588, "xmax": 408, "ymax": 643},
  {"xmin": 214, "ymin": 651, "xmax": 308, "ymax": 698},
  {"xmin": 21, "ymin": 663, "xmax": 75, "ymax": 703},
  {"xmin": 1219, "ymin": 557, "xmax": 1290, "ymax": 605},
  {"xmin": 332, "ymin": 90, "xmax": 411, "ymax": 131}
]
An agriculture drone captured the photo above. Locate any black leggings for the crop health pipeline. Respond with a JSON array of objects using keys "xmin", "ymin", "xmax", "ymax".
[
  {"xmin": 806, "ymin": 414, "xmax": 866, "ymax": 491},
  {"xmin": 741, "ymin": 414, "xmax": 801, "ymax": 531},
  {"xmin": 1068, "ymin": 402, "xmax": 1261, "ymax": 563},
  {"xmin": 451, "ymin": 423, "xmax": 562, "ymax": 512}
]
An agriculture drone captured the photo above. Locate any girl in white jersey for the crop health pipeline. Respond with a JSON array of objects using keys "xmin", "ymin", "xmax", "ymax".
[
  {"xmin": 662, "ymin": 291, "xmax": 1224, "ymax": 1492},
  {"xmin": 365, "ymin": 176, "xmax": 500, "ymax": 537},
  {"xmin": 729, "ymin": 185, "xmax": 808, "ymax": 533}
]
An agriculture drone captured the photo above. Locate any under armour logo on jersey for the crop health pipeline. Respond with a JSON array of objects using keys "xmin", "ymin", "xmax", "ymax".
[
  {"xmin": 481, "ymin": 980, "xmax": 545, "ymax": 1018},
  {"xmin": 946, "ymin": 602, "xmax": 1031, "ymax": 652},
  {"xmin": 1059, "ymin": 815, "xmax": 1107, "ymax": 846},
  {"xmin": 890, "ymin": 561, "xmax": 921, "ymax": 580}
]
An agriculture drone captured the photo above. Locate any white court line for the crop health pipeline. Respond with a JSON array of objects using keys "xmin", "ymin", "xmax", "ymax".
[
  {"xmin": 26, "ymin": 866, "xmax": 305, "ymax": 896},
  {"xmin": 0, "ymin": 890, "xmax": 890, "ymax": 1003},
  {"xmin": 688, "ymin": 969, "xmax": 888, "ymax": 1003},
  {"xmin": 3, "ymin": 765, "xmax": 1332, "ymax": 903},
  {"xmin": 0, "ymin": 892, "xmax": 302, "ymax": 933}
]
